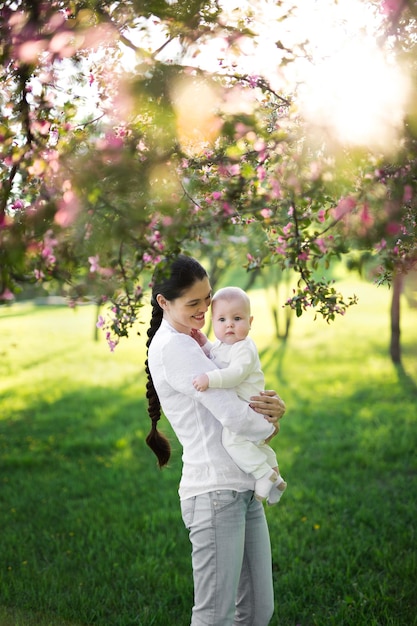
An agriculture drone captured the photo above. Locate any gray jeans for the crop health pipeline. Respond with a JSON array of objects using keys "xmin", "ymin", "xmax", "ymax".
[{"xmin": 180, "ymin": 490, "xmax": 274, "ymax": 626}]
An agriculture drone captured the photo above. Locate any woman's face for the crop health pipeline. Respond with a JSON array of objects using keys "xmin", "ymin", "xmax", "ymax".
[{"xmin": 158, "ymin": 277, "xmax": 212, "ymax": 334}]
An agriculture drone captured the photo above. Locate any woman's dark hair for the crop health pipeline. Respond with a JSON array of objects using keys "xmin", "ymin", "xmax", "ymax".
[{"xmin": 145, "ymin": 254, "xmax": 208, "ymax": 467}]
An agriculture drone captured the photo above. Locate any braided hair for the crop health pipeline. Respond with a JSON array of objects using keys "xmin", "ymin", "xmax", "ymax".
[{"xmin": 145, "ymin": 254, "xmax": 208, "ymax": 467}]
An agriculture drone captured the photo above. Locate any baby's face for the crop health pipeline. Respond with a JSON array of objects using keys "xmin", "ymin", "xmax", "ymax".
[{"xmin": 212, "ymin": 297, "xmax": 253, "ymax": 345}]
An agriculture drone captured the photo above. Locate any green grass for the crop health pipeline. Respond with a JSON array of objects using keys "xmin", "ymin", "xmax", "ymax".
[{"xmin": 0, "ymin": 279, "xmax": 416, "ymax": 626}]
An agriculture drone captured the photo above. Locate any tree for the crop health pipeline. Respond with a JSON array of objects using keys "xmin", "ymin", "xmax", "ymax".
[{"xmin": 1, "ymin": 0, "xmax": 416, "ymax": 357}]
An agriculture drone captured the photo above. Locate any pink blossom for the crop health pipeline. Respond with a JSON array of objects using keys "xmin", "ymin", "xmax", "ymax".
[
  {"xmin": 44, "ymin": 230, "xmax": 58, "ymax": 248},
  {"xmin": 254, "ymin": 139, "xmax": 266, "ymax": 152},
  {"xmin": 96, "ymin": 315, "xmax": 105, "ymax": 328},
  {"xmin": 282, "ymin": 222, "xmax": 292, "ymax": 236},
  {"xmin": 212, "ymin": 191, "xmax": 222, "ymax": 201},
  {"xmin": 49, "ymin": 30, "xmax": 76, "ymax": 57},
  {"xmin": 360, "ymin": 203, "xmax": 373, "ymax": 226},
  {"xmin": 28, "ymin": 159, "xmax": 46, "ymax": 177},
  {"xmin": 96, "ymin": 132, "xmax": 124, "ymax": 152},
  {"xmin": 315, "ymin": 238, "xmax": 327, "ymax": 253},
  {"xmin": 375, "ymin": 239, "xmax": 387, "ymax": 251},
  {"xmin": 381, "ymin": 0, "xmax": 405, "ymax": 15},
  {"xmin": 386, "ymin": 222, "xmax": 401, "ymax": 235},
  {"xmin": 89, "ymin": 255, "xmax": 100, "ymax": 272},
  {"xmin": 257, "ymin": 166, "xmax": 266, "ymax": 181},
  {"xmin": 298, "ymin": 250, "xmax": 309, "ymax": 261},
  {"xmin": 222, "ymin": 202, "xmax": 234, "ymax": 215},
  {"xmin": 403, "ymin": 185, "xmax": 413, "ymax": 203},
  {"xmin": 16, "ymin": 40, "xmax": 48, "ymax": 63},
  {"xmin": 333, "ymin": 196, "xmax": 356, "ymax": 220},
  {"xmin": 317, "ymin": 209, "xmax": 326, "ymax": 223},
  {"xmin": 99, "ymin": 267, "xmax": 114, "ymax": 279},
  {"xmin": 41, "ymin": 247, "xmax": 55, "ymax": 264},
  {"xmin": 0, "ymin": 288, "xmax": 15, "ymax": 301},
  {"xmin": 106, "ymin": 332, "xmax": 118, "ymax": 352},
  {"xmin": 228, "ymin": 164, "xmax": 240, "ymax": 176},
  {"xmin": 137, "ymin": 140, "xmax": 148, "ymax": 153},
  {"xmin": 270, "ymin": 179, "xmax": 281, "ymax": 199},
  {"xmin": 260, "ymin": 208, "xmax": 272, "ymax": 219},
  {"xmin": 79, "ymin": 23, "xmax": 117, "ymax": 52},
  {"xmin": 32, "ymin": 120, "xmax": 51, "ymax": 136},
  {"xmin": 310, "ymin": 161, "xmax": 321, "ymax": 180},
  {"xmin": 34, "ymin": 269, "xmax": 45, "ymax": 280},
  {"xmin": 234, "ymin": 122, "xmax": 249, "ymax": 138},
  {"xmin": 55, "ymin": 189, "xmax": 80, "ymax": 227}
]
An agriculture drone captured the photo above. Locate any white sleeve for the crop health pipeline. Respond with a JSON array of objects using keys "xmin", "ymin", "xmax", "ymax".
[
  {"xmin": 207, "ymin": 341, "xmax": 257, "ymax": 389},
  {"xmin": 162, "ymin": 335, "xmax": 273, "ymax": 442},
  {"xmin": 201, "ymin": 339, "xmax": 213, "ymax": 357}
]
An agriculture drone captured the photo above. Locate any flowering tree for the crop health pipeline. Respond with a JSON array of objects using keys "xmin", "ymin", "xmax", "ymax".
[{"xmin": 1, "ymin": 0, "xmax": 416, "ymax": 361}]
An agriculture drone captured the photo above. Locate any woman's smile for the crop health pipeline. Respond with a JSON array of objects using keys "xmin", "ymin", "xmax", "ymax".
[{"xmin": 161, "ymin": 276, "xmax": 212, "ymax": 334}]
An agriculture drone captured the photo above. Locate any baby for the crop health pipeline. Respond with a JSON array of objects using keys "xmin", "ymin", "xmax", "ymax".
[{"xmin": 192, "ymin": 286, "xmax": 287, "ymax": 505}]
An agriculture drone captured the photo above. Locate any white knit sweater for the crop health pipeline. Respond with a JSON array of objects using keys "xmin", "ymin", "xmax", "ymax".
[{"xmin": 147, "ymin": 319, "xmax": 274, "ymax": 500}]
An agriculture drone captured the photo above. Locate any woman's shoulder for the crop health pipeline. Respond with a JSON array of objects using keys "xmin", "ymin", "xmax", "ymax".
[{"xmin": 153, "ymin": 321, "xmax": 197, "ymax": 350}]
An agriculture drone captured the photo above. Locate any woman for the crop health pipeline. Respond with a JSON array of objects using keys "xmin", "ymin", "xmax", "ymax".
[{"xmin": 145, "ymin": 254, "xmax": 286, "ymax": 626}]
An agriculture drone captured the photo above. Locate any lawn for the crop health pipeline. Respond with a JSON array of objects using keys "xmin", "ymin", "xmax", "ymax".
[{"xmin": 0, "ymin": 277, "xmax": 416, "ymax": 626}]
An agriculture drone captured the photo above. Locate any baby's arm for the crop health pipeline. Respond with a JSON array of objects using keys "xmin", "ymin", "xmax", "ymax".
[
  {"xmin": 191, "ymin": 331, "xmax": 215, "ymax": 390},
  {"xmin": 208, "ymin": 341, "xmax": 256, "ymax": 389},
  {"xmin": 193, "ymin": 373, "xmax": 209, "ymax": 392}
]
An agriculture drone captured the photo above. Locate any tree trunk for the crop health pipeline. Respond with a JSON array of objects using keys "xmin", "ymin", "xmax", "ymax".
[{"xmin": 390, "ymin": 271, "xmax": 404, "ymax": 364}]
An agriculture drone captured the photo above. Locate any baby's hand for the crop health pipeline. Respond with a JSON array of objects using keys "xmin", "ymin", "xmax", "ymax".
[
  {"xmin": 191, "ymin": 329, "xmax": 207, "ymax": 347},
  {"xmin": 193, "ymin": 373, "xmax": 209, "ymax": 392}
]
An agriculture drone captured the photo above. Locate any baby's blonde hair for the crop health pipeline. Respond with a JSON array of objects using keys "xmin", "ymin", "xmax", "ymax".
[{"xmin": 212, "ymin": 286, "xmax": 251, "ymax": 312}]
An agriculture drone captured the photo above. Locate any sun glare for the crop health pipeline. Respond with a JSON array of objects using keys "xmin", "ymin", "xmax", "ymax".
[
  {"xmin": 299, "ymin": 39, "xmax": 410, "ymax": 149},
  {"xmin": 121, "ymin": 0, "xmax": 411, "ymax": 153},
  {"xmin": 290, "ymin": 0, "xmax": 411, "ymax": 150}
]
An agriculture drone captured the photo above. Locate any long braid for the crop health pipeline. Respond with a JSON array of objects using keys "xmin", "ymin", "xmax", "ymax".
[
  {"xmin": 145, "ymin": 254, "xmax": 208, "ymax": 468},
  {"xmin": 145, "ymin": 300, "xmax": 171, "ymax": 467}
]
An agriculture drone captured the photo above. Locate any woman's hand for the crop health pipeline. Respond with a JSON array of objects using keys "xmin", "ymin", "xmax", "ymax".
[{"xmin": 249, "ymin": 390, "xmax": 286, "ymax": 426}]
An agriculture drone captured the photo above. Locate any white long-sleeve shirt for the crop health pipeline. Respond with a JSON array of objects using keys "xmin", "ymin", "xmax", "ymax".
[
  {"xmin": 147, "ymin": 319, "xmax": 274, "ymax": 500},
  {"xmin": 203, "ymin": 337, "xmax": 264, "ymax": 403}
]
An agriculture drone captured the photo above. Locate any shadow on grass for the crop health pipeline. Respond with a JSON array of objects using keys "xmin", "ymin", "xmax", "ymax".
[
  {"xmin": 395, "ymin": 362, "xmax": 417, "ymax": 396},
  {"xmin": 0, "ymin": 386, "xmax": 191, "ymax": 626},
  {"xmin": 259, "ymin": 338, "xmax": 289, "ymax": 384},
  {"xmin": 264, "ymin": 340, "xmax": 417, "ymax": 626},
  {"xmin": 1, "ymin": 344, "xmax": 417, "ymax": 626}
]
